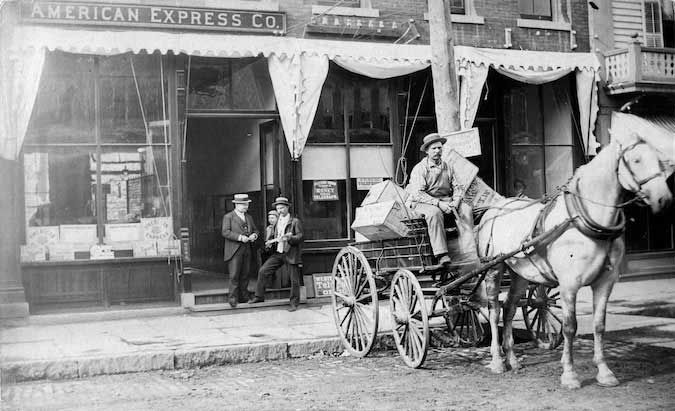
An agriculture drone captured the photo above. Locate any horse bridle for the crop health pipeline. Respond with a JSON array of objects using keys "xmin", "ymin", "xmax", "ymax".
[{"xmin": 617, "ymin": 140, "xmax": 667, "ymax": 204}]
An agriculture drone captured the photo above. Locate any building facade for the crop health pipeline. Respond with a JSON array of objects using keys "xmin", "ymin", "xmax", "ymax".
[
  {"xmin": 1, "ymin": 0, "xmax": 600, "ymax": 316},
  {"xmin": 591, "ymin": 0, "xmax": 675, "ymax": 278}
]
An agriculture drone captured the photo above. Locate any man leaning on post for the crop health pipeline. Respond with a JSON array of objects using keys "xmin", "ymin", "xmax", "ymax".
[
  {"xmin": 250, "ymin": 196, "xmax": 304, "ymax": 312},
  {"xmin": 406, "ymin": 133, "xmax": 464, "ymax": 265}
]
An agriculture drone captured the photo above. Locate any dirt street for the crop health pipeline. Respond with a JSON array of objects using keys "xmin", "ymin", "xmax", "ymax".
[{"xmin": 2, "ymin": 338, "xmax": 674, "ymax": 411}]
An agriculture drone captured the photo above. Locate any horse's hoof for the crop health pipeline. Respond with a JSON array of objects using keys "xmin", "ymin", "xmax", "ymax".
[
  {"xmin": 488, "ymin": 361, "xmax": 506, "ymax": 374},
  {"xmin": 508, "ymin": 358, "xmax": 522, "ymax": 371},
  {"xmin": 596, "ymin": 373, "xmax": 620, "ymax": 387},
  {"xmin": 561, "ymin": 373, "xmax": 581, "ymax": 389}
]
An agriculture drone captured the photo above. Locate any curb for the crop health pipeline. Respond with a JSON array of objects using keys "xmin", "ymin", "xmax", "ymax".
[
  {"xmin": 0, "ymin": 337, "xmax": 344, "ymax": 383},
  {"xmin": 0, "ymin": 329, "xmax": 471, "ymax": 383}
]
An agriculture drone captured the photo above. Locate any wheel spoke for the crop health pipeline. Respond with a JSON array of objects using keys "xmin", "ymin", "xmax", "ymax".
[
  {"xmin": 354, "ymin": 306, "xmax": 369, "ymax": 350},
  {"xmin": 342, "ymin": 307, "xmax": 353, "ymax": 333},
  {"xmin": 548, "ymin": 309, "xmax": 563, "ymax": 326},
  {"xmin": 353, "ymin": 273, "xmax": 367, "ymax": 298}
]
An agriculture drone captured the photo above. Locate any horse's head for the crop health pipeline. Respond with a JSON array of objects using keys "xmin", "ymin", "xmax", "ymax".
[{"xmin": 617, "ymin": 137, "xmax": 672, "ymax": 213}]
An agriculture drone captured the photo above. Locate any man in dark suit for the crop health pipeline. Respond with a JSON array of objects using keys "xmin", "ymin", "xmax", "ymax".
[
  {"xmin": 250, "ymin": 196, "xmax": 304, "ymax": 311},
  {"xmin": 222, "ymin": 193, "xmax": 259, "ymax": 308}
]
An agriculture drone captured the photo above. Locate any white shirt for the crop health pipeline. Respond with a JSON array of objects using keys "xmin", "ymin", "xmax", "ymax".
[
  {"xmin": 234, "ymin": 210, "xmax": 247, "ymax": 222},
  {"xmin": 276, "ymin": 214, "xmax": 290, "ymax": 253}
]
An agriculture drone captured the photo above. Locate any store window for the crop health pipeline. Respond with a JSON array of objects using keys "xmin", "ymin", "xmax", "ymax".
[
  {"xmin": 187, "ymin": 57, "xmax": 276, "ymax": 112},
  {"xmin": 302, "ymin": 66, "xmax": 394, "ymax": 241},
  {"xmin": 22, "ymin": 51, "xmax": 175, "ymax": 262},
  {"xmin": 503, "ymin": 76, "xmax": 581, "ymax": 198}
]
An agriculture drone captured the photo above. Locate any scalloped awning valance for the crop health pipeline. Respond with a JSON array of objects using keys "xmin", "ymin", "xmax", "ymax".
[
  {"xmin": 4, "ymin": 24, "xmax": 602, "ymax": 160},
  {"xmin": 8, "ymin": 24, "xmax": 433, "ymax": 64}
]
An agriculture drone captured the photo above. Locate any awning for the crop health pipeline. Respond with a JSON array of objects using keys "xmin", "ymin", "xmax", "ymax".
[
  {"xmin": 3, "ymin": 24, "xmax": 602, "ymax": 160},
  {"xmin": 9, "ymin": 24, "xmax": 432, "ymax": 64},
  {"xmin": 5, "ymin": 25, "xmax": 431, "ymax": 160},
  {"xmin": 454, "ymin": 46, "xmax": 602, "ymax": 155}
]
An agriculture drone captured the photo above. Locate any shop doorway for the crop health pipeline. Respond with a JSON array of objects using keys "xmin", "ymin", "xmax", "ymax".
[{"xmin": 185, "ymin": 117, "xmax": 285, "ymax": 296}]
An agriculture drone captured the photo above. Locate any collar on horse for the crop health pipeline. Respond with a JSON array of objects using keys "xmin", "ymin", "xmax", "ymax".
[{"xmin": 563, "ymin": 179, "xmax": 626, "ymax": 241}]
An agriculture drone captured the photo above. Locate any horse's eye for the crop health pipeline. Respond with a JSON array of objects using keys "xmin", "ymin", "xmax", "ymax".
[{"xmin": 633, "ymin": 158, "xmax": 641, "ymax": 164}]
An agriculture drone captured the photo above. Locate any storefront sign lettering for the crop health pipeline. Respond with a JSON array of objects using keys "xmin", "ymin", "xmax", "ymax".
[
  {"xmin": 312, "ymin": 180, "xmax": 339, "ymax": 201},
  {"xmin": 306, "ymin": 13, "xmax": 401, "ymax": 38},
  {"xmin": 21, "ymin": 2, "xmax": 287, "ymax": 34},
  {"xmin": 442, "ymin": 128, "xmax": 482, "ymax": 158},
  {"xmin": 312, "ymin": 273, "xmax": 333, "ymax": 297},
  {"xmin": 141, "ymin": 217, "xmax": 173, "ymax": 241}
]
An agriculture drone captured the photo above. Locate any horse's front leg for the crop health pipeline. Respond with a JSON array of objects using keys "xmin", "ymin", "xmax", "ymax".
[
  {"xmin": 560, "ymin": 287, "xmax": 581, "ymax": 389},
  {"xmin": 502, "ymin": 272, "xmax": 529, "ymax": 371},
  {"xmin": 592, "ymin": 243, "xmax": 622, "ymax": 387},
  {"xmin": 485, "ymin": 265, "xmax": 505, "ymax": 373}
]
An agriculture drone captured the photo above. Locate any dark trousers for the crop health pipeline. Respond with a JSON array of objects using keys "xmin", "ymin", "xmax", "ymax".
[
  {"xmin": 256, "ymin": 252, "xmax": 300, "ymax": 306},
  {"xmin": 227, "ymin": 244, "xmax": 251, "ymax": 302}
]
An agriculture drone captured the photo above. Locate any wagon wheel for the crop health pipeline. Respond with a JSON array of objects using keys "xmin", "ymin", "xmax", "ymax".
[
  {"xmin": 390, "ymin": 269, "xmax": 430, "ymax": 368},
  {"xmin": 446, "ymin": 302, "xmax": 487, "ymax": 346},
  {"xmin": 522, "ymin": 284, "xmax": 564, "ymax": 350},
  {"xmin": 331, "ymin": 246, "xmax": 379, "ymax": 357}
]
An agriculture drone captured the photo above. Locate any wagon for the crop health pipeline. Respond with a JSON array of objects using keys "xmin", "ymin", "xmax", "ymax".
[{"xmin": 330, "ymin": 218, "xmax": 564, "ymax": 368}]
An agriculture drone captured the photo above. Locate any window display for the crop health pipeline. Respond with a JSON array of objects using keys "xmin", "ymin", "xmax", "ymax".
[{"xmin": 21, "ymin": 51, "xmax": 176, "ymax": 262}]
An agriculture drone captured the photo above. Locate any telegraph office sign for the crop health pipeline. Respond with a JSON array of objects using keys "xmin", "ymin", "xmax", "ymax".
[{"xmin": 21, "ymin": 1, "xmax": 287, "ymax": 34}]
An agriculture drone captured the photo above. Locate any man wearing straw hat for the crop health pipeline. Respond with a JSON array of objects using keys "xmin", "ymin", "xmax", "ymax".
[
  {"xmin": 250, "ymin": 196, "xmax": 304, "ymax": 311},
  {"xmin": 222, "ymin": 194, "xmax": 259, "ymax": 308},
  {"xmin": 406, "ymin": 133, "xmax": 463, "ymax": 266}
]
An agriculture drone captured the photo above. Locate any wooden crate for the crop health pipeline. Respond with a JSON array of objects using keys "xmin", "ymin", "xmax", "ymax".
[
  {"xmin": 352, "ymin": 232, "xmax": 434, "ymax": 271},
  {"xmin": 351, "ymin": 200, "xmax": 412, "ymax": 241}
]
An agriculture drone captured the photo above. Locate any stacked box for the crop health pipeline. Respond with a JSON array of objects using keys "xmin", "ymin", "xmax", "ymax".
[
  {"xmin": 464, "ymin": 177, "xmax": 505, "ymax": 210},
  {"xmin": 351, "ymin": 200, "xmax": 413, "ymax": 240},
  {"xmin": 361, "ymin": 180, "xmax": 409, "ymax": 206}
]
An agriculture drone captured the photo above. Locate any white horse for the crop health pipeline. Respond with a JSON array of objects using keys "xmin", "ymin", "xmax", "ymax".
[{"xmin": 476, "ymin": 133, "xmax": 672, "ymax": 389}]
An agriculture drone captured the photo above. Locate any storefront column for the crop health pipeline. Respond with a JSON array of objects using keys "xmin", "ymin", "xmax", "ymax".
[{"xmin": 0, "ymin": 157, "xmax": 29, "ymax": 318}]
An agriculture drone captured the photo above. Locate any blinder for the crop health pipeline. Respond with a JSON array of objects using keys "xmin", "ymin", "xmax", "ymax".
[{"xmin": 617, "ymin": 140, "xmax": 667, "ymax": 204}]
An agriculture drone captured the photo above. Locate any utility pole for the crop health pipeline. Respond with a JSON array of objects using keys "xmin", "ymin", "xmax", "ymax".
[{"xmin": 428, "ymin": 0, "xmax": 460, "ymax": 135}]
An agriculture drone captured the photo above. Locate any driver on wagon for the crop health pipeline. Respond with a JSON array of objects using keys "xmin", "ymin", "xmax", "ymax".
[{"xmin": 406, "ymin": 132, "xmax": 474, "ymax": 265}]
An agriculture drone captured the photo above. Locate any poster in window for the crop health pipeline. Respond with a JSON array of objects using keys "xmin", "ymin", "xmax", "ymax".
[
  {"xmin": 356, "ymin": 177, "xmax": 384, "ymax": 191},
  {"xmin": 312, "ymin": 180, "xmax": 339, "ymax": 201}
]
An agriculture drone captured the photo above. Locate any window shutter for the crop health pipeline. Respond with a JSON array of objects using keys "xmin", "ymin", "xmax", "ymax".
[{"xmin": 643, "ymin": 0, "xmax": 664, "ymax": 47}]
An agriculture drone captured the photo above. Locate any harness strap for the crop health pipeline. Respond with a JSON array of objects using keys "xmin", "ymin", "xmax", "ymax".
[
  {"xmin": 524, "ymin": 195, "xmax": 561, "ymax": 286},
  {"xmin": 564, "ymin": 179, "xmax": 626, "ymax": 241}
]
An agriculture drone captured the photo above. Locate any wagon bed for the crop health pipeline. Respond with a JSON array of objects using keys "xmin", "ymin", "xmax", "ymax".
[{"xmin": 330, "ymin": 218, "xmax": 563, "ymax": 368}]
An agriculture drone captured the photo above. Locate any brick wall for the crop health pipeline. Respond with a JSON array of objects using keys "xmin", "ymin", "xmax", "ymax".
[{"xmin": 278, "ymin": 0, "xmax": 590, "ymax": 53}]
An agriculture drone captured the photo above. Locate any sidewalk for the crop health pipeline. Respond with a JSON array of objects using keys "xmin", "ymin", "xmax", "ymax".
[{"xmin": 1, "ymin": 278, "xmax": 674, "ymax": 382}]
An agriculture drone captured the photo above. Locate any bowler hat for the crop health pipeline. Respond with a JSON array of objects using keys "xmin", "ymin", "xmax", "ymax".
[
  {"xmin": 232, "ymin": 193, "xmax": 252, "ymax": 204},
  {"xmin": 272, "ymin": 196, "xmax": 291, "ymax": 207},
  {"xmin": 420, "ymin": 133, "xmax": 447, "ymax": 152}
]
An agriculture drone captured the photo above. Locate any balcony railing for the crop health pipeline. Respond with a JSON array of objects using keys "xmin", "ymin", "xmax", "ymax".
[{"xmin": 605, "ymin": 43, "xmax": 675, "ymax": 94}]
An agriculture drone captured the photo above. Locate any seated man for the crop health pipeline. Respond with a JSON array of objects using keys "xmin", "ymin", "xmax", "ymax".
[{"xmin": 406, "ymin": 133, "xmax": 464, "ymax": 265}]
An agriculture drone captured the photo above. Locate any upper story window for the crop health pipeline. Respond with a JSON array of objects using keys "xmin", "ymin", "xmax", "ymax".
[
  {"xmin": 516, "ymin": 0, "xmax": 570, "ymax": 31},
  {"xmin": 519, "ymin": 0, "xmax": 552, "ymax": 21},
  {"xmin": 643, "ymin": 0, "xmax": 664, "ymax": 47},
  {"xmin": 316, "ymin": 0, "xmax": 362, "ymax": 6},
  {"xmin": 450, "ymin": 0, "xmax": 466, "ymax": 14}
]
